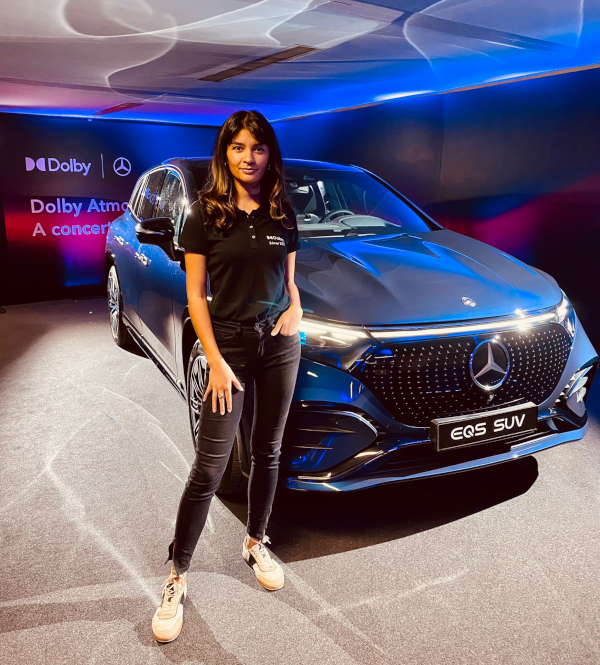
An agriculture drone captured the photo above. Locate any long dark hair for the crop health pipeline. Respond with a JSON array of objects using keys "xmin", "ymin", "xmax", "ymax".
[{"xmin": 198, "ymin": 110, "xmax": 292, "ymax": 234}]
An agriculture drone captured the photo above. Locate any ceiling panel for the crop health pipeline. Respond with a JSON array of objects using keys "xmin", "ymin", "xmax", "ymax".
[{"xmin": 0, "ymin": 0, "xmax": 598, "ymax": 124}]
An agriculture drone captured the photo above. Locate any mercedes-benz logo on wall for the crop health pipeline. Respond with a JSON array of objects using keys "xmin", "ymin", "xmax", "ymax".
[
  {"xmin": 113, "ymin": 157, "xmax": 132, "ymax": 176},
  {"xmin": 469, "ymin": 340, "xmax": 510, "ymax": 390}
]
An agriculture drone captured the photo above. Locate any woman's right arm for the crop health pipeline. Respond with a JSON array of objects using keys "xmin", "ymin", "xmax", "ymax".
[{"xmin": 185, "ymin": 251, "xmax": 244, "ymax": 415}]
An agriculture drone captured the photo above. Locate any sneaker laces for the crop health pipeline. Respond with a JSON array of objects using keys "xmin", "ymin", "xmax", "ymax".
[
  {"xmin": 158, "ymin": 574, "xmax": 185, "ymax": 618},
  {"xmin": 249, "ymin": 535, "xmax": 276, "ymax": 571}
]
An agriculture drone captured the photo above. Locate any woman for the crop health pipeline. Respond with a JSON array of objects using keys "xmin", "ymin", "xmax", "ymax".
[{"xmin": 151, "ymin": 110, "xmax": 303, "ymax": 643}]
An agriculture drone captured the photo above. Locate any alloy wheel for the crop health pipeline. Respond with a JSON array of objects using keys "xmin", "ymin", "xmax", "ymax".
[
  {"xmin": 107, "ymin": 266, "xmax": 120, "ymax": 342},
  {"xmin": 107, "ymin": 264, "xmax": 132, "ymax": 348},
  {"xmin": 189, "ymin": 352, "xmax": 209, "ymax": 442}
]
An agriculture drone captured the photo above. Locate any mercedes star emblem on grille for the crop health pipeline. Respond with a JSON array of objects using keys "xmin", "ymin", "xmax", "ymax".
[
  {"xmin": 469, "ymin": 340, "xmax": 510, "ymax": 390},
  {"xmin": 462, "ymin": 297, "xmax": 476, "ymax": 307}
]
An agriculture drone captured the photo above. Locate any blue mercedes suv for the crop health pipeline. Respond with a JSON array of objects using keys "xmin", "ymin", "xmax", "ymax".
[{"xmin": 105, "ymin": 157, "xmax": 598, "ymax": 495}]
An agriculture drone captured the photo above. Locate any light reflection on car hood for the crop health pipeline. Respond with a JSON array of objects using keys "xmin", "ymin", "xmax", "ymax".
[{"xmin": 295, "ymin": 229, "xmax": 562, "ymax": 326}]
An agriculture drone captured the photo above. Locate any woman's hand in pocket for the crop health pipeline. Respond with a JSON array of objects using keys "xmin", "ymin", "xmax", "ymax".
[
  {"xmin": 271, "ymin": 305, "xmax": 303, "ymax": 336},
  {"xmin": 203, "ymin": 357, "xmax": 244, "ymax": 415}
]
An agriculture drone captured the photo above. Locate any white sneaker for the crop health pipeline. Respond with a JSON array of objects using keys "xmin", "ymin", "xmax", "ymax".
[
  {"xmin": 242, "ymin": 534, "xmax": 285, "ymax": 591},
  {"xmin": 152, "ymin": 567, "xmax": 187, "ymax": 643}
]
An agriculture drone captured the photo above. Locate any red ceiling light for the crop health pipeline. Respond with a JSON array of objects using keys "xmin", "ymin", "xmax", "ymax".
[
  {"xmin": 199, "ymin": 45, "xmax": 318, "ymax": 83},
  {"xmin": 93, "ymin": 102, "xmax": 145, "ymax": 116}
]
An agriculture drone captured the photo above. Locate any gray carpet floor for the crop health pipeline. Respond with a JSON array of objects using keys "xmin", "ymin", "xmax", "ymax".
[{"xmin": 1, "ymin": 297, "xmax": 599, "ymax": 665}]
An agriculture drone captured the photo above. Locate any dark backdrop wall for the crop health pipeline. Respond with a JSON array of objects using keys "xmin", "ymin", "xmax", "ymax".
[
  {"xmin": 274, "ymin": 68, "xmax": 600, "ymax": 346},
  {"xmin": 1, "ymin": 71, "xmax": 598, "ymax": 345},
  {"xmin": 0, "ymin": 114, "xmax": 218, "ymax": 305}
]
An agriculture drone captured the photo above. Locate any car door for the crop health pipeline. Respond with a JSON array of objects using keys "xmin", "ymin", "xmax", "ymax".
[
  {"xmin": 138, "ymin": 168, "xmax": 183, "ymax": 374},
  {"xmin": 171, "ymin": 164, "xmax": 210, "ymax": 327},
  {"xmin": 112, "ymin": 173, "xmax": 147, "ymax": 332}
]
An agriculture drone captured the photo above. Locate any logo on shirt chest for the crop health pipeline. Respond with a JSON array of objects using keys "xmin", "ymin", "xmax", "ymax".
[{"xmin": 266, "ymin": 235, "xmax": 285, "ymax": 246}]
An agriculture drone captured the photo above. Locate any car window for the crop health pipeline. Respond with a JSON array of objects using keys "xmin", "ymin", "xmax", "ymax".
[
  {"xmin": 284, "ymin": 167, "xmax": 435, "ymax": 238},
  {"xmin": 138, "ymin": 169, "xmax": 167, "ymax": 221},
  {"xmin": 157, "ymin": 170, "xmax": 186, "ymax": 236},
  {"xmin": 129, "ymin": 174, "xmax": 148, "ymax": 219}
]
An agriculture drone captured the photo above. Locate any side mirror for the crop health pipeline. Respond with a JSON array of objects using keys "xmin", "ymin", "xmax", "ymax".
[{"xmin": 136, "ymin": 217, "xmax": 174, "ymax": 245}]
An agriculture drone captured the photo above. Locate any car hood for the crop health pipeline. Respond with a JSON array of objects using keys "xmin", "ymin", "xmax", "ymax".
[{"xmin": 295, "ymin": 229, "xmax": 562, "ymax": 326}]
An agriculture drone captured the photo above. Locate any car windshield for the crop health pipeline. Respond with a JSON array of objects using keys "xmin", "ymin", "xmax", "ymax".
[
  {"xmin": 191, "ymin": 164, "xmax": 436, "ymax": 238},
  {"xmin": 283, "ymin": 167, "xmax": 436, "ymax": 238}
]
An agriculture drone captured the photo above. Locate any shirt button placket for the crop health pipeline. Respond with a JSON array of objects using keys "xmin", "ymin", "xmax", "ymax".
[{"xmin": 248, "ymin": 214, "xmax": 259, "ymax": 249}]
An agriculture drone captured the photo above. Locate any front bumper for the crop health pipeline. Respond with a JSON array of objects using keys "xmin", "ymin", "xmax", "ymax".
[
  {"xmin": 281, "ymin": 312, "xmax": 598, "ymax": 492},
  {"xmin": 284, "ymin": 421, "xmax": 588, "ymax": 492}
]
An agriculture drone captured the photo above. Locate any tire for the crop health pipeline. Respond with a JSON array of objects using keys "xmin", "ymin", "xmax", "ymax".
[
  {"xmin": 186, "ymin": 340, "xmax": 248, "ymax": 497},
  {"xmin": 107, "ymin": 264, "xmax": 133, "ymax": 348}
]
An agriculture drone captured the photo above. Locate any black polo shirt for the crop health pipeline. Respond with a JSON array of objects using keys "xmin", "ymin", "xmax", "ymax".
[{"xmin": 178, "ymin": 199, "xmax": 301, "ymax": 323}]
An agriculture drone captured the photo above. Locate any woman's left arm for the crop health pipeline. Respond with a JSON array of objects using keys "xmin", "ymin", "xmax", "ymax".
[{"xmin": 271, "ymin": 253, "xmax": 303, "ymax": 336}]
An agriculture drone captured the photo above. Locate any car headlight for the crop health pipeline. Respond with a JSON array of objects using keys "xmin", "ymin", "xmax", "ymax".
[
  {"xmin": 556, "ymin": 290, "xmax": 576, "ymax": 338},
  {"xmin": 298, "ymin": 316, "xmax": 376, "ymax": 370}
]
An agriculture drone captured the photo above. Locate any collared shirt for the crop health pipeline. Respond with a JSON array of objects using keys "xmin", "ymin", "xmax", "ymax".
[{"xmin": 178, "ymin": 198, "xmax": 301, "ymax": 323}]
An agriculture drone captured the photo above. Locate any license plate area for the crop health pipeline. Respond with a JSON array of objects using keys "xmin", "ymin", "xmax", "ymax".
[{"xmin": 431, "ymin": 402, "xmax": 538, "ymax": 452}]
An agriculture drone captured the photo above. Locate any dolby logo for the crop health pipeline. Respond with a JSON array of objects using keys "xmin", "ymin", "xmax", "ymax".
[{"xmin": 25, "ymin": 157, "xmax": 91, "ymax": 176}]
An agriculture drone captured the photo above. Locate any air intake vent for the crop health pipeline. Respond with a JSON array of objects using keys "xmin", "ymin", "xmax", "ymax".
[{"xmin": 198, "ymin": 46, "xmax": 318, "ymax": 82}]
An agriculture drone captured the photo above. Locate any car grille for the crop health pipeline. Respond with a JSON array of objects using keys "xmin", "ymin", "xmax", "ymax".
[{"xmin": 353, "ymin": 323, "xmax": 572, "ymax": 427}]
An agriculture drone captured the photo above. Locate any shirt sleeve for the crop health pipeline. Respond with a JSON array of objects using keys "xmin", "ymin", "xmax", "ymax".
[
  {"xmin": 284, "ymin": 202, "xmax": 301, "ymax": 254},
  {"xmin": 178, "ymin": 200, "xmax": 209, "ymax": 255}
]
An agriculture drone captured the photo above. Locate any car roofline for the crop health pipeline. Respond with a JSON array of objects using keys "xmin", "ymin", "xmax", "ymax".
[{"xmin": 161, "ymin": 156, "xmax": 362, "ymax": 171}]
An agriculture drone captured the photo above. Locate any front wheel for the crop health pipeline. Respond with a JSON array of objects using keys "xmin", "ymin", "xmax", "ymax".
[
  {"xmin": 107, "ymin": 265, "xmax": 133, "ymax": 348},
  {"xmin": 186, "ymin": 340, "xmax": 248, "ymax": 497}
]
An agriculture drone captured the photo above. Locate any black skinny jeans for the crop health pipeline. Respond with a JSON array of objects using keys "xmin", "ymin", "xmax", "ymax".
[{"xmin": 166, "ymin": 311, "xmax": 301, "ymax": 575}]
